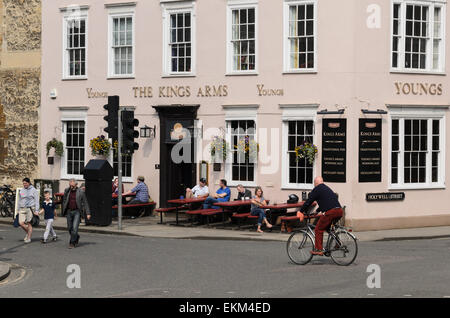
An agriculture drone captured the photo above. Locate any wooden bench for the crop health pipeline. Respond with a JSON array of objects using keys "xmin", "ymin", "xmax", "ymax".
[
  {"xmin": 231, "ymin": 212, "xmax": 257, "ymax": 229},
  {"xmin": 279, "ymin": 215, "xmax": 302, "ymax": 233},
  {"xmin": 183, "ymin": 208, "xmax": 225, "ymax": 226},
  {"xmin": 154, "ymin": 207, "xmax": 177, "ymax": 224},
  {"xmin": 112, "ymin": 202, "xmax": 156, "ymax": 219}
]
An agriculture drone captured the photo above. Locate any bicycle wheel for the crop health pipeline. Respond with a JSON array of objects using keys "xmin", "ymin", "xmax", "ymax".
[
  {"xmin": 286, "ymin": 230, "xmax": 314, "ymax": 265},
  {"xmin": 5, "ymin": 201, "xmax": 14, "ymax": 218},
  {"xmin": 0, "ymin": 197, "xmax": 6, "ymax": 217},
  {"xmin": 328, "ymin": 230, "xmax": 358, "ymax": 266}
]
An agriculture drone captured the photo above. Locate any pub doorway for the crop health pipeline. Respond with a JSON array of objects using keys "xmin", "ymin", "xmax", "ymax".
[{"xmin": 153, "ymin": 105, "xmax": 199, "ymax": 205}]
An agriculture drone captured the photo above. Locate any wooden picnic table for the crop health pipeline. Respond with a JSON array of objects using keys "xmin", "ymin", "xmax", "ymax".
[
  {"xmin": 167, "ymin": 197, "xmax": 207, "ymax": 225},
  {"xmin": 112, "ymin": 192, "xmax": 136, "ymax": 199},
  {"xmin": 213, "ymin": 200, "xmax": 253, "ymax": 225},
  {"xmin": 263, "ymin": 202, "xmax": 305, "ymax": 225}
]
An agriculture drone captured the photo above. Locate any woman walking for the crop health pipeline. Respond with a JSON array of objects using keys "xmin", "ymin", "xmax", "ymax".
[
  {"xmin": 250, "ymin": 186, "xmax": 272, "ymax": 233},
  {"xmin": 17, "ymin": 178, "xmax": 40, "ymax": 243}
]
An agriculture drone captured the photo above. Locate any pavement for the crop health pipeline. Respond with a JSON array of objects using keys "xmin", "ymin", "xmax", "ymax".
[
  {"xmin": 0, "ymin": 261, "xmax": 10, "ymax": 282},
  {"xmin": 1, "ymin": 223, "xmax": 450, "ymax": 297},
  {"xmin": 1, "ymin": 214, "xmax": 450, "ymax": 243}
]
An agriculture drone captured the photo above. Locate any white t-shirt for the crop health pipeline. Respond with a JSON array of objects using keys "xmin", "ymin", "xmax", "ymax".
[{"xmin": 192, "ymin": 185, "xmax": 209, "ymax": 197}]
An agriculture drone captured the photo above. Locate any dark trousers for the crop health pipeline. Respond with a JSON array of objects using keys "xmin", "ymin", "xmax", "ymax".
[
  {"xmin": 314, "ymin": 208, "xmax": 344, "ymax": 250},
  {"xmin": 250, "ymin": 208, "xmax": 266, "ymax": 226},
  {"xmin": 66, "ymin": 209, "xmax": 81, "ymax": 245},
  {"xmin": 203, "ymin": 197, "xmax": 221, "ymax": 210}
]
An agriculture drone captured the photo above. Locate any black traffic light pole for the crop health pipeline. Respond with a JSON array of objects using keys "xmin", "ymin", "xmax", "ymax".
[
  {"xmin": 118, "ymin": 107, "xmax": 123, "ymax": 231},
  {"xmin": 103, "ymin": 96, "xmax": 140, "ymax": 230}
]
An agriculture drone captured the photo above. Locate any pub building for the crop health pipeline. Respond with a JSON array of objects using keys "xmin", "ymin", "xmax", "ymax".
[{"xmin": 40, "ymin": 0, "xmax": 450, "ymax": 230}]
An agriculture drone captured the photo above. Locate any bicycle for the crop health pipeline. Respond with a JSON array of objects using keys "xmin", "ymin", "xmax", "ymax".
[
  {"xmin": 286, "ymin": 213, "xmax": 358, "ymax": 266},
  {"xmin": 0, "ymin": 185, "xmax": 16, "ymax": 218}
]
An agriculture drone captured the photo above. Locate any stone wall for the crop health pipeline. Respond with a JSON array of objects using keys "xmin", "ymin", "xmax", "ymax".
[
  {"xmin": 4, "ymin": 0, "xmax": 41, "ymax": 51},
  {"xmin": 0, "ymin": 0, "xmax": 41, "ymax": 188}
]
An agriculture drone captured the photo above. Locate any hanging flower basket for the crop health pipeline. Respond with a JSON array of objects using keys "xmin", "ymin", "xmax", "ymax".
[
  {"xmin": 235, "ymin": 135, "xmax": 259, "ymax": 160},
  {"xmin": 89, "ymin": 135, "xmax": 112, "ymax": 157},
  {"xmin": 210, "ymin": 136, "xmax": 229, "ymax": 162},
  {"xmin": 295, "ymin": 142, "xmax": 318, "ymax": 165},
  {"xmin": 46, "ymin": 138, "xmax": 64, "ymax": 157}
]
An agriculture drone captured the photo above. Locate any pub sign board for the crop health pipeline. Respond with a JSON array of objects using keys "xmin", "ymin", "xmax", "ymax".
[
  {"xmin": 366, "ymin": 192, "xmax": 405, "ymax": 201},
  {"xmin": 322, "ymin": 118, "xmax": 347, "ymax": 183},
  {"xmin": 359, "ymin": 119, "xmax": 382, "ymax": 182}
]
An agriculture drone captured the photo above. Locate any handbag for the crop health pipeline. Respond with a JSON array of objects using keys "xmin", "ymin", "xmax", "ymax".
[
  {"xmin": 29, "ymin": 208, "xmax": 40, "ymax": 227},
  {"xmin": 13, "ymin": 214, "xmax": 19, "ymax": 228}
]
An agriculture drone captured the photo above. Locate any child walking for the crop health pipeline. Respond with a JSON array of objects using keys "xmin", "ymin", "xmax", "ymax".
[{"xmin": 39, "ymin": 190, "xmax": 57, "ymax": 244}]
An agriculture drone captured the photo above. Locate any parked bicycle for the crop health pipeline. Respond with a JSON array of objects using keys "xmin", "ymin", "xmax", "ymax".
[
  {"xmin": 0, "ymin": 185, "xmax": 16, "ymax": 218},
  {"xmin": 286, "ymin": 213, "xmax": 358, "ymax": 266}
]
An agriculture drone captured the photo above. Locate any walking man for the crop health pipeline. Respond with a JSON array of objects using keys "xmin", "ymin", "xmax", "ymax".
[
  {"xmin": 62, "ymin": 179, "xmax": 91, "ymax": 249},
  {"xmin": 300, "ymin": 176, "xmax": 343, "ymax": 256}
]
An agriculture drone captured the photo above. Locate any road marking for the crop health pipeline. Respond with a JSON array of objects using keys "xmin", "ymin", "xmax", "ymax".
[
  {"xmin": 226, "ymin": 291, "xmax": 235, "ymax": 294},
  {"xmin": 403, "ymin": 294, "xmax": 412, "ymax": 297},
  {"xmin": 443, "ymin": 296, "xmax": 450, "ymax": 298},
  {"xmin": 331, "ymin": 293, "xmax": 339, "ymax": 296},
  {"xmin": 367, "ymin": 294, "xmax": 376, "ymax": 296}
]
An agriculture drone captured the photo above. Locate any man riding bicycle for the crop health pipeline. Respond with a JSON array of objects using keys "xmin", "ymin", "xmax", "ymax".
[{"xmin": 300, "ymin": 176, "xmax": 343, "ymax": 256}]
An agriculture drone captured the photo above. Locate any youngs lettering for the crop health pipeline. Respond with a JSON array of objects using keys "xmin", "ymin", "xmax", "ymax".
[
  {"xmin": 394, "ymin": 82, "xmax": 443, "ymax": 96},
  {"xmin": 257, "ymin": 84, "xmax": 284, "ymax": 96},
  {"xmin": 87, "ymin": 88, "xmax": 108, "ymax": 99}
]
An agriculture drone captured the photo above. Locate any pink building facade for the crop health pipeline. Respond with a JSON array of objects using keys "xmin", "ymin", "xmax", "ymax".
[{"xmin": 41, "ymin": 0, "xmax": 450, "ymax": 230}]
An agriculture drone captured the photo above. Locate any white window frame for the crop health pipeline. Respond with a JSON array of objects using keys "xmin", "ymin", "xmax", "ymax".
[
  {"xmin": 281, "ymin": 105, "xmax": 318, "ymax": 189},
  {"xmin": 283, "ymin": 0, "xmax": 318, "ymax": 73},
  {"xmin": 224, "ymin": 105, "xmax": 258, "ymax": 187},
  {"xmin": 107, "ymin": 6, "xmax": 136, "ymax": 79},
  {"xmin": 226, "ymin": 0, "xmax": 258, "ymax": 75},
  {"xmin": 62, "ymin": 10, "xmax": 88, "ymax": 80},
  {"xmin": 389, "ymin": 107, "xmax": 446, "ymax": 190},
  {"xmin": 162, "ymin": 1, "xmax": 196, "ymax": 77},
  {"xmin": 390, "ymin": 0, "xmax": 446, "ymax": 74},
  {"xmin": 60, "ymin": 108, "xmax": 88, "ymax": 180},
  {"xmin": 113, "ymin": 149, "xmax": 134, "ymax": 183}
]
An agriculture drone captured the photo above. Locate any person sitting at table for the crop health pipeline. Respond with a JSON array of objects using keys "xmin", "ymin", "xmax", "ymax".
[
  {"xmin": 186, "ymin": 178, "xmax": 209, "ymax": 199},
  {"xmin": 124, "ymin": 176, "xmax": 149, "ymax": 205},
  {"xmin": 202, "ymin": 179, "xmax": 231, "ymax": 210},
  {"xmin": 112, "ymin": 178, "xmax": 124, "ymax": 195},
  {"xmin": 234, "ymin": 184, "xmax": 252, "ymax": 215},
  {"xmin": 236, "ymin": 184, "xmax": 251, "ymax": 201},
  {"xmin": 111, "ymin": 178, "xmax": 126, "ymax": 217},
  {"xmin": 251, "ymin": 186, "xmax": 273, "ymax": 233}
]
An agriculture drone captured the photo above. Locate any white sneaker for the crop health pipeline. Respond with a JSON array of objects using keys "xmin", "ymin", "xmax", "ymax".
[
  {"xmin": 24, "ymin": 236, "xmax": 28, "ymax": 241},
  {"xmin": 24, "ymin": 238, "xmax": 31, "ymax": 243}
]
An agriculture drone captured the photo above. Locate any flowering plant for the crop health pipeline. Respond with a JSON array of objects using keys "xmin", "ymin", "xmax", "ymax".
[
  {"xmin": 235, "ymin": 135, "xmax": 259, "ymax": 159},
  {"xmin": 46, "ymin": 138, "xmax": 64, "ymax": 157},
  {"xmin": 210, "ymin": 136, "xmax": 229, "ymax": 162},
  {"xmin": 89, "ymin": 135, "xmax": 112, "ymax": 156},
  {"xmin": 295, "ymin": 141, "xmax": 318, "ymax": 165}
]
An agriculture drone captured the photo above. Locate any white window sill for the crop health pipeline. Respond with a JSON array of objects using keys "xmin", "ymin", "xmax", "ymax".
[
  {"xmin": 281, "ymin": 184, "xmax": 314, "ymax": 190},
  {"xmin": 162, "ymin": 73, "xmax": 196, "ymax": 78},
  {"xmin": 113, "ymin": 177, "xmax": 134, "ymax": 183},
  {"xmin": 60, "ymin": 175, "xmax": 85, "ymax": 182},
  {"xmin": 227, "ymin": 181, "xmax": 257, "ymax": 188},
  {"xmin": 225, "ymin": 71, "xmax": 258, "ymax": 76},
  {"xmin": 107, "ymin": 75, "xmax": 135, "ymax": 80},
  {"xmin": 388, "ymin": 184, "xmax": 446, "ymax": 190},
  {"xmin": 62, "ymin": 76, "xmax": 88, "ymax": 81},
  {"xmin": 390, "ymin": 69, "xmax": 446, "ymax": 76},
  {"xmin": 283, "ymin": 70, "xmax": 317, "ymax": 75}
]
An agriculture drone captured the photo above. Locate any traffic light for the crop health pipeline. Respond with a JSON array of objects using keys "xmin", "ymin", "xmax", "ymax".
[
  {"xmin": 122, "ymin": 110, "xmax": 139, "ymax": 154},
  {"xmin": 103, "ymin": 95, "xmax": 119, "ymax": 142}
]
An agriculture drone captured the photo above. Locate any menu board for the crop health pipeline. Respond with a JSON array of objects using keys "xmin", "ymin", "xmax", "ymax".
[
  {"xmin": 322, "ymin": 119, "xmax": 346, "ymax": 183},
  {"xmin": 359, "ymin": 119, "xmax": 382, "ymax": 182}
]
